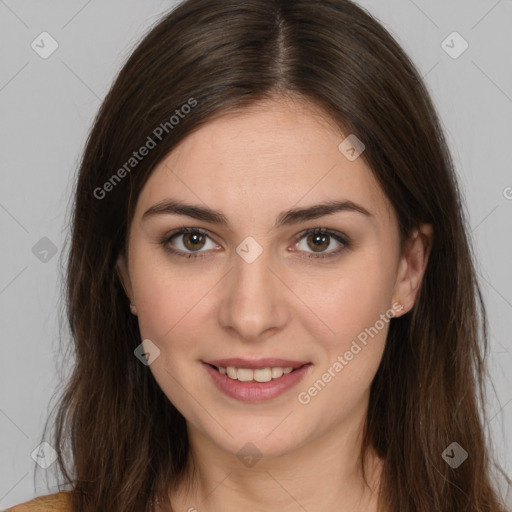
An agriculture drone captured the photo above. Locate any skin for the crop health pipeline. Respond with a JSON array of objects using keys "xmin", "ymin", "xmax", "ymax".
[{"xmin": 117, "ymin": 96, "xmax": 433, "ymax": 512}]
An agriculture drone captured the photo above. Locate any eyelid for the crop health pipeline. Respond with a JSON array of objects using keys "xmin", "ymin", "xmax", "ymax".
[
  {"xmin": 162, "ymin": 226, "xmax": 220, "ymax": 258},
  {"xmin": 290, "ymin": 227, "xmax": 349, "ymax": 259},
  {"xmin": 161, "ymin": 226, "xmax": 350, "ymax": 260}
]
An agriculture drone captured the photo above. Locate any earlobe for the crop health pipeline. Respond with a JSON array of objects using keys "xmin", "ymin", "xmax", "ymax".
[{"xmin": 392, "ymin": 223, "xmax": 434, "ymax": 316}]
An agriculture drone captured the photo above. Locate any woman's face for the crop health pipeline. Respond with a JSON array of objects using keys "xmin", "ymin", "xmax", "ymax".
[{"xmin": 117, "ymin": 97, "xmax": 429, "ymax": 461}]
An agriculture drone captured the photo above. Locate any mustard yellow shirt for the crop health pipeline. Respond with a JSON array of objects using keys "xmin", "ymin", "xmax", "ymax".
[{"xmin": 4, "ymin": 491, "xmax": 72, "ymax": 511}]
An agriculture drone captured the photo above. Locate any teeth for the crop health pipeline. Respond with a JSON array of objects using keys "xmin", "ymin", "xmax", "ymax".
[
  {"xmin": 218, "ymin": 365, "xmax": 296, "ymax": 382},
  {"xmin": 271, "ymin": 367, "xmax": 283, "ymax": 379}
]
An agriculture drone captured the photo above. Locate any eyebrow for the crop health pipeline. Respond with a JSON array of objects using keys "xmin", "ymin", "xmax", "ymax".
[{"xmin": 142, "ymin": 198, "xmax": 373, "ymax": 229}]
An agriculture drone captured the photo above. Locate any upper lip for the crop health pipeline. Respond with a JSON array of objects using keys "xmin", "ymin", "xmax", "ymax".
[{"xmin": 203, "ymin": 358, "xmax": 310, "ymax": 369}]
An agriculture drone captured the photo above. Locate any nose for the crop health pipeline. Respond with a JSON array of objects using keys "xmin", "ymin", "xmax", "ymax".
[{"xmin": 217, "ymin": 246, "xmax": 290, "ymax": 342}]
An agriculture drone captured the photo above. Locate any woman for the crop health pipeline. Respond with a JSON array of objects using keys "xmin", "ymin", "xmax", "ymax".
[{"xmin": 7, "ymin": 0, "xmax": 509, "ymax": 510}]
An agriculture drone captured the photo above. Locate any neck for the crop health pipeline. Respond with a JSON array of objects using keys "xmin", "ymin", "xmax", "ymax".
[{"xmin": 165, "ymin": 409, "xmax": 383, "ymax": 512}]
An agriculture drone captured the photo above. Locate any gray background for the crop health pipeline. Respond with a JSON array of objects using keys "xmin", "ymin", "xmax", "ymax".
[{"xmin": 0, "ymin": 0, "xmax": 511, "ymax": 509}]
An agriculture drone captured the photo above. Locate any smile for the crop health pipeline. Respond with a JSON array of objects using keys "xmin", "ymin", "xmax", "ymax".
[
  {"xmin": 213, "ymin": 364, "xmax": 298, "ymax": 382},
  {"xmin": 202, "ymin": 360, "xmax": 313, "ymax": 402}
]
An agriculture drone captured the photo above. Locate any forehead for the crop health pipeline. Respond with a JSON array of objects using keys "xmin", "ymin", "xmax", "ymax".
[{"xmin": 134, "ymin": 98, "xmax": 394, "ymax": 228}]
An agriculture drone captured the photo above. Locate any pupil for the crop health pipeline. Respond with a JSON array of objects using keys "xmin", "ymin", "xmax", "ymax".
[
  {"xmin": 184, "ymin": 232, "xmax": 205, "ymax": 250},
  {"xmin": 309, "ymin": 233, "xmax": 329, "ymax": 252}
]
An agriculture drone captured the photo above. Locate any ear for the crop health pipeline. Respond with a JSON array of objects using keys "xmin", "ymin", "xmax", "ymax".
[
  {"xmin": 392, "ymin": 223, "xmax": 434, "ymax": 316},
  {"xmin": 116, "ymin": 251, "xmax": 134, "ymax": 303}
]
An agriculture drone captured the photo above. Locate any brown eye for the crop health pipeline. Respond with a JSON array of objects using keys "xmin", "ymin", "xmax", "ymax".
[
  {"xmin": 306, "ymin": 232, "xmax": 331, "ymax": 252},
  {"xmin": 294, "ymin": 228, "xmax": 349, "ymax": 260},
  {"xmin": 181, "ymin": 231, "xmax": 206, "ymax": 251},
  {"xmin": 162, "ymin": 228, "xmax": 219, "ymax": 258}
]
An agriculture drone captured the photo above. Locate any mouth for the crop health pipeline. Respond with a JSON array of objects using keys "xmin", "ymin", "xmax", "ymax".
[
  {"xmin": 201, "ymin": 360, "xmax": 313, "ymax": 402},
  {"xmin": 204, "ymin": 362, "xmax": 308, "ymax": 382}
]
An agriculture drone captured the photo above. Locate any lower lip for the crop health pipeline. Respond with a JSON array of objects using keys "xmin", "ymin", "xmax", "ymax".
[{"xmin": 202, "ymin": 362, "xmax": 313, "ymax": 402}]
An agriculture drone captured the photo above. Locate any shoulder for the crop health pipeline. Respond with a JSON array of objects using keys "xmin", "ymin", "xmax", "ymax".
[{"xmin": 4, "ymin": 491, "xmax": 72, "ymax": 512}]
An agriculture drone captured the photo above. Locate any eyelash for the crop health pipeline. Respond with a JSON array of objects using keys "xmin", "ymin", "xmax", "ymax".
[{"xmin": 160, "ymin": 226, "xmax": 350, "ymax": 261}]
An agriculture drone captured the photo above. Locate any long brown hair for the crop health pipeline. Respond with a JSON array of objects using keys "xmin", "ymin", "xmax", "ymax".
[{"xmin": 41, "ymin": 0, "xmax": 510, "ymax": 510}]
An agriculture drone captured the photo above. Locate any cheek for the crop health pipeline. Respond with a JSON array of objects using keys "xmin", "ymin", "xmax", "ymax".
[
  {"xmin": 129, "ymin": 243, "xmax": 218, "ymax": 345},
  {"xmin": 130, "ymin": 258, "xmax": 217, "ymax": 420},
  {"xmin": 293, "ymin": 278, "xmax": 391, "ymax": 427},
  {"xmin": 289, "ymin": 249, "xmax": 395, "ymax": 413},
  {"xmin": 126, "ymin": 241, "xmax": 397, "ymax": 447},
  {"xmin": 132, "ymin": 237, "xmax": 397, "ymax": 358},
  {"xmin": 292, "ymin": 250, "xmax": 396, "ymax": 352}
]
